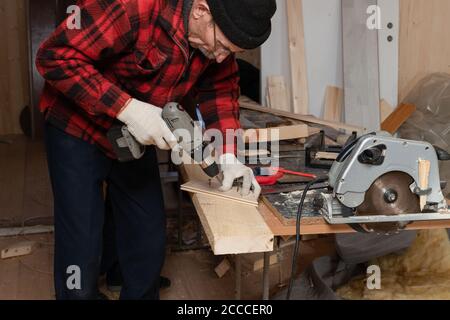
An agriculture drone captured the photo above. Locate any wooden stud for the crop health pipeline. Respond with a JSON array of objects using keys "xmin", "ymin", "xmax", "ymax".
[
  {"xmin": 1, "ymin": 241, "xmax": 36, "ymax": 259},
  {"xmin": 381, "ymin": 103, "xmax": 416, "ymax": 134},
  {"xmin": 243, "ymin": 124, "xmax": 313, "ymax": 143},
  {"xmin": 214, "ymin": 258, "xmax": 231, "ymax": 278},
  {"xmin": 286, "ymin": 0, "xmax": 309, "ymax": 114},
  {"xmin": 181, "ymin": 180, "xmax": 259, "ymax": 207},
  {"xmin": 323, "ymin": 86, "xmax": 344, "ymax": 122},
  {"xmin": 342, "ymin": 0, "xmax": 381, "ymax": 131},
  {"xmin": 267, "ymin": 76, "xmax": 291, "ymax": 112},
  {"xmin": 239, "ymin": 99, "xmax": 365, "ymax": 133}
]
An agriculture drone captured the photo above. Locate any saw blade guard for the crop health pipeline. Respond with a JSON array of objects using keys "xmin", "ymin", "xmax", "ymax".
[{"xmin": 328, "ymin": 132, "xmax": 446, "ymax": 210}]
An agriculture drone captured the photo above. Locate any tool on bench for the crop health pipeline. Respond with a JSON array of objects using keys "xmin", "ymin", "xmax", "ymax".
[
  {"xmin": 253, "ymin": 167, "xmax": 316, "ymax": 186},
  {"xmin": 287, "ymin": 132, "xmax": 450, "ymax": 299},
  {"xmin": 305, "ymin": 130, "xmax": 357, "ymax": 169},
  {"xmin": 312, "ymin": 131, "xmax": 450, "ymax": 233},
  {"xmin": 108, "ymin": 102, "xmax": 220, "ymax": 179}
]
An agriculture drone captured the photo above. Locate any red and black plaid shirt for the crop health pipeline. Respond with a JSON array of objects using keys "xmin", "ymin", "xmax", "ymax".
[{"xmin": 36, "ymin": 0, "xmax": 241, "ymax": 158}]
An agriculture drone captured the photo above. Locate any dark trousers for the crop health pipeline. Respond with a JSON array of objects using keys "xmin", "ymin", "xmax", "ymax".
[{"xmin": 44, "ymin": 123, "xmax": 166, "ymax": 300}]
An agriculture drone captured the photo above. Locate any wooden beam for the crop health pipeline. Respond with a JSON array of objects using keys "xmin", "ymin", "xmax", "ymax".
[
  {"xmin": 0, "ymin": 225, "xmax": 54, "ymax": 237},
  {"xmin": 243, "ymin": 124, "xmax": 314, "ymax": 143},
  {"xmin": 323, "ymin": 86, "xmax": 344, "ymax": 122},
  {"xmin": 181, "ymin": 180, "xmax": 259, "ymax": 207},
  {"xmin": 180, "ymin": 165, "xmax": 274, "ymax": 255},
  {"xmin": 267, "ymin": 76, "xmax": 291, "ymax": 112},
  {"xmin": 239, "ymin": 99, "xmax": 365, "ymax": 133},
  {"xmin": 286, "ymin": 0, "xmax": 309, "ymax": 114},
  {"xmin": 381, "ymin": 103, "xmax": 416, "ymax": 134},
  {"xmin": 342, "ymin": 0, "xmax": 381, "ymax": 131},
  {"xmin": 1, "ymin": 241, "xmax": 36, "ymax": 259}
]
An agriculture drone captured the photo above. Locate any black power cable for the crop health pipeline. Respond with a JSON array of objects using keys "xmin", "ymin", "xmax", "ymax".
[{"xmin": 286, "ymin": 176, "xmax": 329, "ymax": 300}]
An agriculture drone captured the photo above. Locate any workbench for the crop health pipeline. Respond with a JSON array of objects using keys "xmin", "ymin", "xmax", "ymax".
[
  {"xmin": 181, "ymin": 163, "xmax": 450, "ymax": 300},
  {"xmin": 178, "ymin": 99, "xmax": 450, "ymax": 299}
]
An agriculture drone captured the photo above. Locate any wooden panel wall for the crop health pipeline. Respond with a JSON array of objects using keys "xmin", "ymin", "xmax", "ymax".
[
  {"xmin": 0, "ymin": 0, "xmax": 29, "ymax": 135},
  {"xmin": 399, "ymin": 0, "xmax": 450, "ymax": 101}
]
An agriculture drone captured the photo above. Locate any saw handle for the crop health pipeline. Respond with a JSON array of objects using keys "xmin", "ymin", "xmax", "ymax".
[
  {"xmin": 435, "ymin": 146, "xmax": 450, "ymax": 161},
  {"xmin": 418, "ymin": 159, "xmax": 431, "ymax": 211}
]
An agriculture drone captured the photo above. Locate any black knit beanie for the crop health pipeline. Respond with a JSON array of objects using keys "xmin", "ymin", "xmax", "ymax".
[{"xmin": 206, "ymin": 0, "xmax": 277, "ymax": 50}]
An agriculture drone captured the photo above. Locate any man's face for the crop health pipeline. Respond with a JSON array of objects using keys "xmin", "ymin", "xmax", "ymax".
[{"xmin": 188, "ymin": 0, "xmax": 244, "ymax": 63}]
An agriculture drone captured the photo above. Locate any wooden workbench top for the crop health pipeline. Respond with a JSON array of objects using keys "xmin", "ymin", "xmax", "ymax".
[{"xmin": 182, "ymin": 163, "xmax": 450, "ymax": 254}]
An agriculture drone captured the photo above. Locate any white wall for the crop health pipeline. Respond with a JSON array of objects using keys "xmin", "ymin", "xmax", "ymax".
[
  {"xmin": 261, "ymin": 0, "xmax": 343, "ymax": 118},
  {"xmin": 260, "ymin": 0, "xmax": 292, "ymax": 108},
  {"xmin": 303, "ymin": 0, "xmax": 343, "ymax": 117},
  {"xmin": 261, "ymin": 0, "xmax": 398, "ymax": 118}
]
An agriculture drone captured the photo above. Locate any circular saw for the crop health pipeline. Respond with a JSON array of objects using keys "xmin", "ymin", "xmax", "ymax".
[
  {"xmin": 356, "ymin": 171, "xmax": 420, "ymax": 233},
  {"xmin": 316, "ymin": 132, "xmax": 450, "ymax": 234}
]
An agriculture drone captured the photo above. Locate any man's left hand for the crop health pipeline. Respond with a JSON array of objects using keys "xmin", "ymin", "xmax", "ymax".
[{"xmin": 218, "ymin": 153, "xmax": 261, "ymax": 197}]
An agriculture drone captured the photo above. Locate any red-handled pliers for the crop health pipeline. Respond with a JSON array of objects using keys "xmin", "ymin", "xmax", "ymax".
[{"xmin": 254, "ymin": 167, "xmax": 316, "ymax": 186}]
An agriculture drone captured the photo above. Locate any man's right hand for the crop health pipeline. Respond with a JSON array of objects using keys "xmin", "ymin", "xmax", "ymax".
[{"xmin": 117, "ymin": 99, "xmax": 178, "ymax": 150}]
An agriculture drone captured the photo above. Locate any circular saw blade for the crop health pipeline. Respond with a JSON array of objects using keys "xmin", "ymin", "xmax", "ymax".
[{"xmin": 356, "ymin": 171, "xmax": 420, "ymax": 233}]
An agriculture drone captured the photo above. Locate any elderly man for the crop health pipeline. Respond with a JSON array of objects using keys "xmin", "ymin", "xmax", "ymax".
[{"xmin": 36, "ymin": 0, "xmax": 276, "ymax": 299}]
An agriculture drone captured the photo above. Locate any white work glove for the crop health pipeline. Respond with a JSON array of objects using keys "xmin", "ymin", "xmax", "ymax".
[
  {"xmin": 218, "ymin": 153, "xmax": 261, "ymax": 197},
  {"xmin": 117, "ymin": 99, "xmax": 178, "ymax": 150}
]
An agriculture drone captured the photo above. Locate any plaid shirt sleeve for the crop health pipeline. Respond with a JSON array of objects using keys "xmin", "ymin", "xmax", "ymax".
[
  {"xmin": 35, "ymin": 0, "xmax": 138, "ymax": 119},
  {"xmin": 194, "ymin": 55, "xmax": 241, "ymax": 155}
]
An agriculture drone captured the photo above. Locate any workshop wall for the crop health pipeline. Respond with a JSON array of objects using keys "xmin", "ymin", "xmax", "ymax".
[
  {"xmin": 398, "ymin": 0, "xmax": 450, "ymax": 102},
  {"xmin": 0, "ymin": 0, "xmax": 29, "ymax": 135},
  {"xmin": 262, "ymin": 0, "xmax": 450, "ymax": 118}
]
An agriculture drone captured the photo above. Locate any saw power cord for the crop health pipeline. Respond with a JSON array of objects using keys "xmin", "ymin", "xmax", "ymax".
[{"xmin": 286, "ymin": 175, "xmax": 329, "ymax": 300}]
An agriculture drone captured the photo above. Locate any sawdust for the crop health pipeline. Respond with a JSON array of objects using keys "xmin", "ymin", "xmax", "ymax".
[{"xmin": 337, "ymin": 229, "xmax": 450, "ymax": 300}]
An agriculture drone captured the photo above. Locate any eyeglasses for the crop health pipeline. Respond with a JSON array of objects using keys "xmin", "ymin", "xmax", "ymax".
[{"xmin": 213, "ymin": 22, "xmax": 232, "ymax": 56}]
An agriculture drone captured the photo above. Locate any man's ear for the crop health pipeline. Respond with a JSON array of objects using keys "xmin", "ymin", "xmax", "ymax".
[{"xmin": 191, "ymin": 0, "xmax": 210, "ymax": 20}]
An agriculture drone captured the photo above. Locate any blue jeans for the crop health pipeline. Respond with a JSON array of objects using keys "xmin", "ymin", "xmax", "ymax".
[{"xmin": 44, "ymin": 123, "xmax": 166, "ymax": 300}]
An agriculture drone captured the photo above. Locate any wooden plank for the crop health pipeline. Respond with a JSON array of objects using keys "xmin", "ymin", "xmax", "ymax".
[
  {"xmin": 399, "ymin": 0, "xmax": 450, "ymax": 102},
  {"xmin": 315, "ymin": 151, "xmax": 338, "ymax": 161},
  {"xmin": 243, "ymin": 124, "xmax": 312, "ymax": 143},
  {"xmin": 342, "ymin": 0, "xmax": 381, "ymax": 132},
  {"xmin": 214, "ymin": 258, "xmax": 231, "ymax": 278},
  {"xmin": 1, "ymin": 241, "xmax": 36, "ymax": 259},
  {"xmin": 323, "ymin": 86, "xmax": 344, "ymax": 122},
  {"xmin": 0, "ymin": 226, "xmax": 54, "ymax": 237},
  {"xmin": 181, "ymin": 165, "xmax": 274, "ymax": 255},
  {"xmin": 267, "ymin": 76, "xmax": 291, "ymax": 112},
  {"xmin": 239, "ymin": 99, "xmax": 365, "ymax": 133},
  {"xmin": 380, "ymin": 103, "xmax": 416, "ymax": 134},
  {"xmin": 181, "ymin": 180, "xmax": 259, "ymax": 207},
  {"xmin": 286, "ymin": 0, "xmax": 309, "ymax": 114},
  {"xmin": 192, "ymin": 195, "xmax": 274, "ymax": 255}
]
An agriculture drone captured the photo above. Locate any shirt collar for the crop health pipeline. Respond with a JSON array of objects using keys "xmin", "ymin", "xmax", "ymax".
[{"xmin": 158, "ymin": 0, "xmax": 190, "ymax": 50}]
